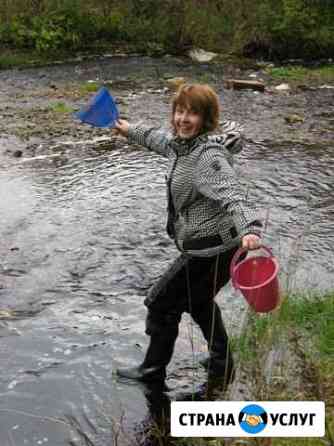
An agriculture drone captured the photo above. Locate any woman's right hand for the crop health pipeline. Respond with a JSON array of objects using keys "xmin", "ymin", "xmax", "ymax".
[{"xmin": 113, "ymin": 119, "xmax": 130, "ymax": 137}]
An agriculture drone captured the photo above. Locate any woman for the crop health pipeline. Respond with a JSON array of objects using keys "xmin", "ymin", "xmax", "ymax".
[{"xmin": 114, "ymin": 83, "xmax": 262, "ymax": 388}]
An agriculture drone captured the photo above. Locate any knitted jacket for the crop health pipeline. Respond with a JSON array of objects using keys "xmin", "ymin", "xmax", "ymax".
[{"xmin": 128, "ymin": 121, "xmax": 262, "ymax": 257}]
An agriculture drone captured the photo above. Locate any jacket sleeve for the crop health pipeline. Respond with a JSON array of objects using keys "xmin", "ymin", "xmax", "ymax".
[
  {"xmin": 195, "ymin": 145, "xmax": 262, "ymax": 237},
  {"xmin": 127, "ymin": 124, "xmax": 172, "ymax": 157}
]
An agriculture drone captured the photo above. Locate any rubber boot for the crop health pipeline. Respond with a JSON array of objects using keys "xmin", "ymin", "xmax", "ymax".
[
  {"xmin": 116, "ymin": 333, "xmax": 175, "ymax": 382},
  {"xmin": 192, "ymin": 302, "xmax": 235, "ymax": 386}
]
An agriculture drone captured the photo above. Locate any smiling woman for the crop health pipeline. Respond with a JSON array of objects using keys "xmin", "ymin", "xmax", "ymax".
[
  {"xmin": 114, "ymin": 83, "xmax": 262, "ymax": 388},
  {"xmin": 173, "ymin": 105, "xmax": 203, "ymax": 140},
  {"xmin": 171, "ymin": 84, "xmax": 219, "ymax": 138}
]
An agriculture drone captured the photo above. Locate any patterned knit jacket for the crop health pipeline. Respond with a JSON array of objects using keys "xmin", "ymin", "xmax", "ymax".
[{"xmin": 128, "ymin": 121, "xmax": 262, "ymax": 257}]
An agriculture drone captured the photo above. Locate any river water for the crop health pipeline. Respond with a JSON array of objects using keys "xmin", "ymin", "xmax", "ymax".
[{"xmin": 0, "ymin": 56, "xmax": 333, "ymax": 445}]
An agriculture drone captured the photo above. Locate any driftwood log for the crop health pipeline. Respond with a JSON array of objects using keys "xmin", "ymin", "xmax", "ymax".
[{"xmin": 224, "ymin": 79, "xmax": 265, "ymax": 92}]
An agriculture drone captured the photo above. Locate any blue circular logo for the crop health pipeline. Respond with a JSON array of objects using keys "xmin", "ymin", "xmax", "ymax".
[{"xmin": 239, "ymin": 404, "xmax": 268, "ymax": 434}]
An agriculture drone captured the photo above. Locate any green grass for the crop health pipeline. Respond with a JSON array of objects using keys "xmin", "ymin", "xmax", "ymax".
[
  {"xmin": 49, "ymin": 101, "xmax": 74, "ymax": 113},
  {"xmin": 278, "ymin": 293, "xmax": 334, "ymax": 358},
  {"xmin": 232, "ymin": 312, "xmax": 272, "ymax": 361},
  {"xmin": 0, "ymin": 48, "xmax": 71, "ymax": 69},
  {"xmin": 272, "ymin": 438, "xmax": 331, "ymax": 446},
  {"xmin": 231, "ymin": 293, "xmax": 334, "ymax": 446},
  {"xmin": 0, "ymin": 52, "xmax": 47, "ymax": 69},
  {"xmin": 79, "ymin": 81, "xmax": 100, "ymax": 94},
  {"xmin": 171, "ymin": 431, "xmax": 334, "ymax": 446},
  {"xmin": 234, "ymin": 293, "xmax": 334, "ymax": 362},
  {"xmin": 266, "ymin": 64, "xmax": 334, "ymax": 83}
]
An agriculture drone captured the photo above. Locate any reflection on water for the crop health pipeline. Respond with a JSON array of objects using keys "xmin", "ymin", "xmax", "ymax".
[{"xmin": 0, "ymin": 64, "xmax": 333, "ymax": 445}]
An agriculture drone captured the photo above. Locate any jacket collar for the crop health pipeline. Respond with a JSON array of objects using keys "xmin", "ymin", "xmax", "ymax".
[{"xmin": 169, "ymin": 133, "xmax": 208, "ymax": 155}]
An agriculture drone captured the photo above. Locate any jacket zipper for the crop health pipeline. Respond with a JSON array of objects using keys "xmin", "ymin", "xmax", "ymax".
[{"xmin": 166, "ymin": 151, "xmax": 180, "ymax": 247}]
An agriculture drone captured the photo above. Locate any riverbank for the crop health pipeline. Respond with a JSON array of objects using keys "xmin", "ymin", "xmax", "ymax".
[
  {"xmin": 1, "ymin": 45, "xmax": 334, "ymax": 79},
  {"xmin": 227, "ymin": 292, "xmax": 334, "ymax": 446}
]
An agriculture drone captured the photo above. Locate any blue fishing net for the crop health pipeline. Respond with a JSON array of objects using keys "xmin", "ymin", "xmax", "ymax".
[{"xmin": 74, "ymin": 87, "xmax": 119, "ymax": 128}]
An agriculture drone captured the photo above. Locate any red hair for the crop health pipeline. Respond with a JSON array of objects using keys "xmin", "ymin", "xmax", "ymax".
[{"xmin": 171, "ymin": 83, "xmax": 220, "ymax": 134}]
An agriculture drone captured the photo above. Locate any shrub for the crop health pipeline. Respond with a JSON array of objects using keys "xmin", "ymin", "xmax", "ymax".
[{"xmin": 0, "ymin": 0, "xmax": 334, "ymax": 60}]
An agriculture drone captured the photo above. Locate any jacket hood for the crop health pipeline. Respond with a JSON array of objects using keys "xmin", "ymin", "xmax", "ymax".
[{"xmin": 208, "ymin": 120, "xmax": 244, "ymax": 154}]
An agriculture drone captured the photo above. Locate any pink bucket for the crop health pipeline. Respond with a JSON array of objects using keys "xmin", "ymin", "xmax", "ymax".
[{"xmin": 230, "ymin": 246, "xmax": 280, "ymax": 313}]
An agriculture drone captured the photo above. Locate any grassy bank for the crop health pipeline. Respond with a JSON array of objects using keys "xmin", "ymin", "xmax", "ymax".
[
  {"xmin": 266, "ymin": 64, "xmax": 334, "ymax": 85},
  {"xmin": 167, "ymin": 292, "xmax": 334, "ymax": 446}
]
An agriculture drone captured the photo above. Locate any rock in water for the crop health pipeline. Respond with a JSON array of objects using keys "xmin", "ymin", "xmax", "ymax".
[{"xmin": 188, "ymin": 48, "xmax": 218, "ymax": 63}]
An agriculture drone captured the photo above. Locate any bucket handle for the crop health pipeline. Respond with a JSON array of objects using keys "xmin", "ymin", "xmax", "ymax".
[{"xmin": 230, "ymin": 245, "xmax": 274, "ymax": 289}]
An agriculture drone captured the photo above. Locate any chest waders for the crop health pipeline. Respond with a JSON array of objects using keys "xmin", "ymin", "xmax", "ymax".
[{"xmin": 116, "ymin": 246, "xmax": 240, "ymax": 390}]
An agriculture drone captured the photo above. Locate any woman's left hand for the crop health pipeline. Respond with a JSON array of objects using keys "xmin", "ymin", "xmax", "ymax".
[{"xmin": 242, "ymin": 234, "xmax": 261, "ymax": 250}]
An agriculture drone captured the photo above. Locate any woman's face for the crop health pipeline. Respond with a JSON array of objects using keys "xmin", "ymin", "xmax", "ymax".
[{"xmin": 173, "ymin": 104, "xmax": 203, "ymax": 139}]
